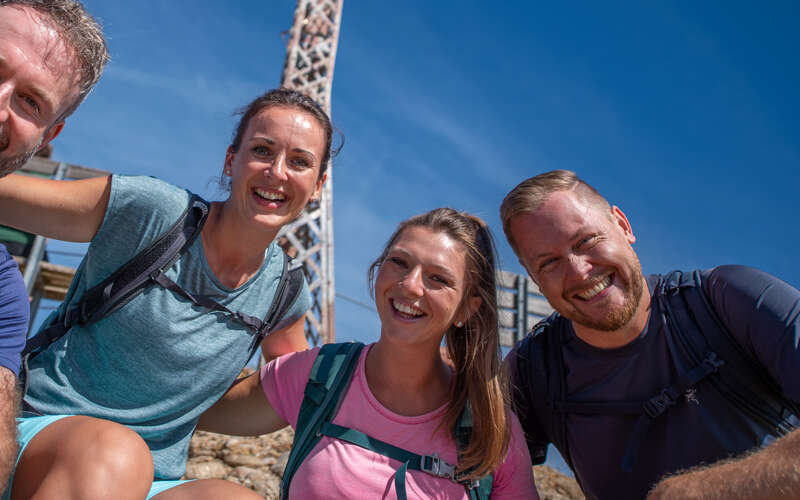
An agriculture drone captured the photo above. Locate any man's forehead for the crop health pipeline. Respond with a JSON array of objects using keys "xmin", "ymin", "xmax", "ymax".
[{"xmin": 0, "ymin": 5, "xmax": 81, "ymax": 108}]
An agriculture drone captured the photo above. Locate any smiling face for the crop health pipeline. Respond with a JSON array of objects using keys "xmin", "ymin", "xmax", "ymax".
[
  {"xmin": 374, "ymin": 226, "xmax": 479, "ymax": 349},
  {"xmin": 510, "ymin": 189, "xmax": 647, "ymax": 344},
  {"xmin": 0, "ymin": 5, "xmax": 80, "ymax": 176},
  {"xmin": 224, "ymin": 105, "xmax": 327, "ymax": 234}
]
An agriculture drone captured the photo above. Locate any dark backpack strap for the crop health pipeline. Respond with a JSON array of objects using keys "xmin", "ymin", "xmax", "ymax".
[
  {"xmin": 510, "ymin": 312, "xmax": 575, "ymax": 471},
  {"xmin": 281, "ymin": 342, "xmax": 364, "ymax": 500},
  {"xmin": 22, "ymin": 195, "xmax": 209, "ymax": 360},
  {"xmin": 660, "ymin": 270, "xmax": 799, "ymax": 436},
  {"xmin": 246, "ymin": 259, "xmax": 305, "ymax": 362}
]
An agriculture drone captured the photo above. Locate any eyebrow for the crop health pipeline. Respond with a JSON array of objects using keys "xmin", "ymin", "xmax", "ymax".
[
  {"xmin": 531, "ymin": 226, "xmax": 592, "ymax": 264},
  {"xmin": 0, "ymin": 55, "xmax": 57, "ymax": 116},
  {"xmin": 389, "ymin": 247, "xmax": 458, "ymax": 279},
  {"xmin": 250, "ymin": 136, "xmax": 317, "ymax": 160}
]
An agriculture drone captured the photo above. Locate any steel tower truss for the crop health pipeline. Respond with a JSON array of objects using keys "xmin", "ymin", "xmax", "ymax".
[{"xmin": 277, "ymin": 0, "xmax": 343, "ymax": 345}]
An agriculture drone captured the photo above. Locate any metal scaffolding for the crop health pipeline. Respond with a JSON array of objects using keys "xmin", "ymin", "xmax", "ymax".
[{"xmin": 276, "ymin": 0, "xmax": 343, "ymax": 346}]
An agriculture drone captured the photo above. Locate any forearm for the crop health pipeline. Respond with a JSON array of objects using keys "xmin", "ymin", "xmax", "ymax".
[
  {"xmin": 0, "ymin": 174, "xmax": 111, "ymax": 242},
  {"xmin": 197, "ymin": 373, "xmax": 287, "ymax": 436},
  {"xmin": 0, "ymin": 370, "xmax": 19, "ymax": 494},
  {"xmin": 649, "ymin": 428, "xmax": 800, "ymax": 499}
]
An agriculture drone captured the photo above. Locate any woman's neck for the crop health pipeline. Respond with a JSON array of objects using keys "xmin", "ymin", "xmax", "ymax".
[
  {"xmin": 201, "ymin": 202, "xmax": 279, "ymax": 289},
  {"xmin": 365, "ymin": 340, "xmax": 453, "ymax": 417}
]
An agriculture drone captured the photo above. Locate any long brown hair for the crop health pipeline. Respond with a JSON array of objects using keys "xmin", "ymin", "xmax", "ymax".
[{"xmin": 368, "ymin": 208, "xmax": 509, "ymax": 479}]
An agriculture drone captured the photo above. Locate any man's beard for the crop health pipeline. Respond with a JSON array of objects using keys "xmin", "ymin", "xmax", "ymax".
[
  {"xmin": 0, "ymin": 125, "xmax": 41, "ymax": 178},
  {"xmin": 560, "ymin": 255, "xmax": 645, "ymax": 332}
]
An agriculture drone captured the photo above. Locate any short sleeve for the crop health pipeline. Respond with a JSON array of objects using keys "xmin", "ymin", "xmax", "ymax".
[
  {"xmin": 271, "ymin": 276, "xmax": 312, "ymax": 332},
  {"xmin": 703, "ymin": 265, "xmax": 800, "ymax": 403},
  {"xmin": 0, "ymin": 246, "xmax": 28, "ymax": 376},
  {"xmin": 491, "ymin": 411, "xmax": 539, "ymax": 499},
  {"xmin": 260, "ymin": 347, "xmax": 320, "ymax": 427}
]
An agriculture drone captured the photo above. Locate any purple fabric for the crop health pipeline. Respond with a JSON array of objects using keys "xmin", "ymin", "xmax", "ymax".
[{"xmin": 0, "ymin": 244, "xmax": 28, "ymax": 376}]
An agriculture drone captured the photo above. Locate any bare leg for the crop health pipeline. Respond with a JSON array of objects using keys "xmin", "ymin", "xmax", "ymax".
[
  {"xmin": 11, "ymin": 416, "xmax": 154, "ymax": 500},
  {"xmin": 151, "ymin": 479, "xmax": 263, "ymax": 500}
]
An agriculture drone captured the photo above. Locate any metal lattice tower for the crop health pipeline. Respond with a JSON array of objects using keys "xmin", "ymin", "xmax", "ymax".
[{"xmin": 276, "ymin": 0, "xmax": 343, "ymax": 345}]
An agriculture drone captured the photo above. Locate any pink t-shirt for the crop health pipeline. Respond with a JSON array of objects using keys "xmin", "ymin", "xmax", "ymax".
[{"xmin": 261, "ymin": 344, "xmax": 538, "ymax": 499}]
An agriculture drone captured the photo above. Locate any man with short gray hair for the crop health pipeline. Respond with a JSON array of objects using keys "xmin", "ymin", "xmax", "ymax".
[
  {"xmin": 0, "ymin": 0, "xmax": 107, "ymax": 493},
  {"xmin": 502, "ymin": 170, "xmax": 800, "ymax": 499}
]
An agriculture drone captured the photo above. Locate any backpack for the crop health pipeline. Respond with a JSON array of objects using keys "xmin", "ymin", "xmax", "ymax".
[
  {"xmin": 511, "ymin": 269, "xmax": 799, "ymax": 477},
  {"xmin": 21, "ymin": 194, "xmax": 305, "ymax": 395},
  {"xmin": 281, "ymin": 342, "xmax": 494, "ymax": 500}
]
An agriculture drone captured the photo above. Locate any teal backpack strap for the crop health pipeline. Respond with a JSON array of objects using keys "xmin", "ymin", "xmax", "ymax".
[
  {"xmin": 280, "ymin": 342, "xmax": 365, "ymax": 500},
  {"xmin": 453, "ymin": 401, "xmax": 493, "ymax": 500}
]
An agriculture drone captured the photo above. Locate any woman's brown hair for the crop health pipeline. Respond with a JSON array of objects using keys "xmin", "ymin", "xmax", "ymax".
[{"xmin": 368, "ymin": 208, "xmax": 509, "ymax": 479}]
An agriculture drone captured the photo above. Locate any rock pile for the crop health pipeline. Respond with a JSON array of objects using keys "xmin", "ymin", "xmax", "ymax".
[{"xmin": 186, "ymin": 429, "xmax": 584, "ymax": 499}]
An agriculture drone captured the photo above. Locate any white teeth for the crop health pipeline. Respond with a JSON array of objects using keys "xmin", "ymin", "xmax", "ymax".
[
  {"xmin": 392, "ymin": 300, "xmax": 423, "ymax": 317},
  {"xmin": 254, "ymin": 188, "xmax": 286, "ymax": 201},
  {"xmin": 576, "ymin": 274, "xmax": 612, "ymax": 300}
]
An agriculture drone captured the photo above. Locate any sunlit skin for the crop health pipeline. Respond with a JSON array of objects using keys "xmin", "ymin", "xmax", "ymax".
[
  {"xmin": 510, "ymin": 189, "xmax": 650, "ymax": 348},
  {"xmin": 0, "ymin": 5, "xmax": 79, "ymax": 175},
  {"xmin": 367, "ymin": 226, "xmax": 481, "ymax": 415},
  {"xmin": 200, "ymin": 106, "xmax": 326, "ymax": 289}
]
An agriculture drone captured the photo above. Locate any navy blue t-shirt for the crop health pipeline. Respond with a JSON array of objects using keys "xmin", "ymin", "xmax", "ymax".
[
  {"xmin": 0, "ymin": 244, "xmax": 28, "ymax": 376},
  {"xmin": 508, "ymin": 266, "xmax": 800, "ymax": 500}
]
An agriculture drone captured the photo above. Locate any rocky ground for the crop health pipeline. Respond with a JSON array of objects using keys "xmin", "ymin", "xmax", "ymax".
[{"xmin": 186, "ymin": 429, "xmax": 584, "ymax": 499}]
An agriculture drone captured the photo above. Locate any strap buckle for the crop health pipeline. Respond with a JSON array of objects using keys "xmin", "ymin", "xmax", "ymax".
[
  {"xmin": 702, "ymin": 352, "xmax": 725, "ymax": 372},
  {"xmin": 420, "ymin": 453, "xmax": 456, "ymax": 480},
  {"xmin": 643, "ymin": 387, "xmax": 679, "ymax": 419}
]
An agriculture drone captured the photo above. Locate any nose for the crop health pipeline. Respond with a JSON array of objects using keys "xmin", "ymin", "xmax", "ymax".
[
  {"xmin": 399, "ymin": 267, "xmax": 424, "ymax": 297},
  {"xmin": 267, "ymin": 152, "xmax": 289, "ymax": 181},
  {"xmin": 565, "ymin": 254, "xmax": 592, "ymax": 280}
]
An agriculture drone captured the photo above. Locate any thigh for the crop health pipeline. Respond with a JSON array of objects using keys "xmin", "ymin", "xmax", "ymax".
[
  {"xmin": 11, "ymin": 415, "xmax": 154, "ymax": 500},
  {"xmin": 150, "ymin": 479, "xmax": 263, "ymax": 500}
]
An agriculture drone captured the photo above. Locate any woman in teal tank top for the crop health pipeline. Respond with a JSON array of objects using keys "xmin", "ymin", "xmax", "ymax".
[{"xmin": 0, "ymin": 89, "xmax": 336, "ymax": 500}]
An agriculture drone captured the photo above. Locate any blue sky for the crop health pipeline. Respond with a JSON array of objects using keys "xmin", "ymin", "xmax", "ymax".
[{"xmin": 34, "ymin": 0, "xmax": 799, "ymax": 475}]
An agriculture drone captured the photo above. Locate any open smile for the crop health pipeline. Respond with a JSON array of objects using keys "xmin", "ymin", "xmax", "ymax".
[
  {"xmin": 571, "ymin": 272, "xmax": 614, "ymax": 301},
  {"xmin": 390, "ymin": 299, "xmax": 425, "ymax": 320},
  {"xmin": 252, "ymin": 187, "xmax": 287, "ymax": 207}
]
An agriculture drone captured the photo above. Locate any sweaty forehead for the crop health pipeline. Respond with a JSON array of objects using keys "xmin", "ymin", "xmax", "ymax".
[{"xmin": 0, "ymin": 6, "xmax": 81, "ymax": 98}]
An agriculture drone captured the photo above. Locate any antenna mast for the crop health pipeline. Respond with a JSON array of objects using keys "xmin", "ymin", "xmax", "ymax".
[{"xmin": 277, "ymin": 0, "xmax": 343, "ymax": 345}]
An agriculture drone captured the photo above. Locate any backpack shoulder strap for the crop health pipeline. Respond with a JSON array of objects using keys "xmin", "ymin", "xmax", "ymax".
[
  {"xmin": 452, "ymin": 401, "xmax": 493, "ymax": 500},
  {"xmin": 661, "ymin": 269, "xmax": 799, "ymax": 433},
  {"xmin": 281, "ymin": 342, "xmax": 365, "ymax": 500},
  {"xmin": 23, "ymin": 194, "xmax": 210, "ymax": 358},
  {"xmin": 245, "ymin": 254, "xmax": 306, "ymax": 362},
  {"xmin": 511, "ymin": 312, "xmax": 575, "ymax": 471}
]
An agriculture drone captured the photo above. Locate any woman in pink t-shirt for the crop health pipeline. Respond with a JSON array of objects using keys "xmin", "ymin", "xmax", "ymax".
[{"xmin": 200, "ymin": 208, "xmax": 538, "ymax": 499}]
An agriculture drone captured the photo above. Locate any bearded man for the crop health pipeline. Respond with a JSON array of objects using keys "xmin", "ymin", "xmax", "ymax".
[
  {"xmin": 0, "ymin": 0, "xmax": 107, "ymax": 493},
  {"xmin": 502, "ymin": 169, "xmax": 800, "ymax": 499}
]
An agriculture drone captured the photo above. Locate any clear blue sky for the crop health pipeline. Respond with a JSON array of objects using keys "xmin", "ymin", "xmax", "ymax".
[{"xmin": 36, "ymin": 0, "xmax": 799, "ymax": 476}]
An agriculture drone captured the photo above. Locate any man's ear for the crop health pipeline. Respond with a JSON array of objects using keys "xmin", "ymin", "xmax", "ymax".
[
  {"xmin": 611, "ymin": 205, "xmax": 636, "ymax": 244},
  {"xmin": 40, "ymin": 121, "xmax": 65, "ymax": 149}
]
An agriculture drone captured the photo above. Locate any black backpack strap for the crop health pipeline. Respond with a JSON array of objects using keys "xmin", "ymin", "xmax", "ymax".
[
  {"xmin": 510, "ymin": 313, "xmax": 577, "ymax": 472},
  {"xmin": 23, "ymin": 194, "xmax": 209, "ymax": 359},
  {"xmin": 247, "ymin": 258, "xmax": 306, "ymax": 361},
  {"xmin": 660, "ymin": 270, "xmax": 799, "ymax": 436},
  {"xmin": 452, "ymin": 401, "xmax": 493, "ymax": 500},
  {"xmin": 281, "ymin": 342, "xmax": 364, "ymax": 500}
]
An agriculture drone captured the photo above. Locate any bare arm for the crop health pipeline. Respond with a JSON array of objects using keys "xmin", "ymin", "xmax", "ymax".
[
  {"xmin": 196, "ymin": 372, "xmax": 287, "ymax": 436},
  {"xmin": 0, "ymin": 368, "xmax": 19, "ymax": 495},
  {"xmin": 0, "ymin": 174, "xmax": 111, "ymax": 242},
  {"xmin": 648, "ymin": 428, "xmax": 800, "ymax": 499},
  {"xmin": 260, "ymin": 316, "xmax": 308, "ymax": 363}
]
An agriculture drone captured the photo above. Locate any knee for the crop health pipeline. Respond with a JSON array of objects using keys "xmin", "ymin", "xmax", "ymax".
[{"xmin": 76, "ymin": 418, "xmax": 154, "ymax": 494}]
